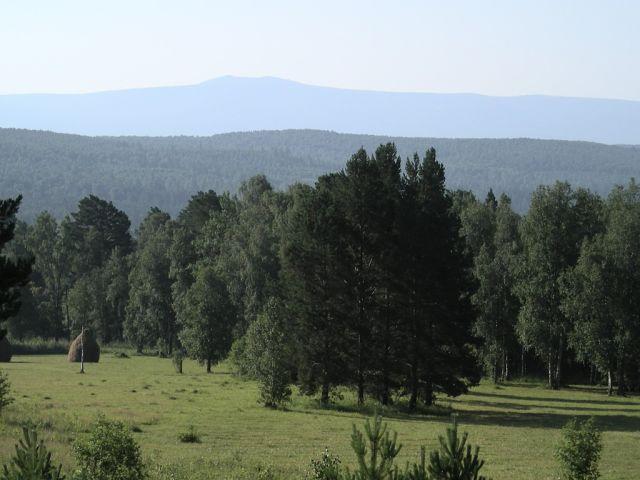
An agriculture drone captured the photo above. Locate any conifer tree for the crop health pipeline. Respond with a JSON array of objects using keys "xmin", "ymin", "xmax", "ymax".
[
  {"xmin": 1, "ymin": 428, "xmax": 65, "ymax": 480},
  {"xmin": 282, "ymin": 181, "xmax": 350, "ymax": 404},
  {"xmin": 0, "ymin": 196, "xmax": 32, "ymax": 339},
  {"xmin": 399, "ymin": 149, "xmax": 480, "ymax": 409}
]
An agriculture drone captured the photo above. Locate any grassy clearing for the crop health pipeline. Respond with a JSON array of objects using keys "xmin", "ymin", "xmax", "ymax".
[{"xmin": 0, "ymin": 355, "xmax": 638, "ymax": 479}]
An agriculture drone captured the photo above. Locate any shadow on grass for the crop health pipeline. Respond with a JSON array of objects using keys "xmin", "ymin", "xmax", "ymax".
[
  {"xmin": 458, "ymin": 398, "xmax": 640, "ymax": 414},
  {"xmin": 456, "ymin": 409, "xmax": 640, "ymax": 433},
  {"xmin": 469, "ymin": 390, "xmax": 640, "ymax": 408},
  {"xmin": 292, "ymin": 398, "xmax": 454, "ymax": 424}
]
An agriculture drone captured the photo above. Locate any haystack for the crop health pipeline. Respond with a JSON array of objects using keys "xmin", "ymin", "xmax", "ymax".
[
  {"xmin": 0, "ymin": 337, "xmax": 12, "ymax": 362},
  {"xmin": 67, "ymin": 330, "xmax": 100, "ymax": 363}
]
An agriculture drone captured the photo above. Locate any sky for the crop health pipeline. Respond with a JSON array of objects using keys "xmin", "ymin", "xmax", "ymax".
[{"xmin": 1, "ymin": 0, "xmax": 639, "ymax": 100}]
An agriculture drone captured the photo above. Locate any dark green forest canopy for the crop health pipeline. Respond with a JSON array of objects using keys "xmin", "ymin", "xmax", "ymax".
[{"xmin": 2, "ymin": 127, "xmax": 639, "ymax": 224}]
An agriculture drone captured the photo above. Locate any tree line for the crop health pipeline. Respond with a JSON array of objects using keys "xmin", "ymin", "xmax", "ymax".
[{"xmin": 2, "ymin": 143, "xmax": 640, "ymax": 409}]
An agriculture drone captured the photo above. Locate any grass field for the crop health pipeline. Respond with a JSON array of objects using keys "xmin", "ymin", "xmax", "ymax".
[{"xmin": 0, "ymin": 354, "xmax": 639, "ymax": 479}]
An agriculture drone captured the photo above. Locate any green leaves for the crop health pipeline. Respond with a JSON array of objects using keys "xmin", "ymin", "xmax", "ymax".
[{"xmin": 555, "ymin": 418, "xmax": 602, "ymax": 480}]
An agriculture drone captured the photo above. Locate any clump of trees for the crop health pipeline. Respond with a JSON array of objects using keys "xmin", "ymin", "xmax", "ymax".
[{"xmin": 4, "ymin": 143, "xmax": 640, "ymax": 408}]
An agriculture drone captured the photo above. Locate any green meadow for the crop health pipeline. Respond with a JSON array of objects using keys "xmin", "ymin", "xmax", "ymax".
[{"xmin": 0, "ymin": 354, "xmax": 638, "ymax": 479}]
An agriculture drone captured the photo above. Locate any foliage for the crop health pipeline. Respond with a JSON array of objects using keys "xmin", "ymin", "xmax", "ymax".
[
  {"xmin": 307, "ymin": 449, "xmax": 342, "ymax": 480},
  {"xmin": 244, "ymin": 297, "xmax": 292, "ymax": 407},
  {"xmin": 0, "ymin": 195, "xmax": 33, "ymax": 334},
  {"xmin": 515, "ymin": 183, "xmax": 603, "ymax": 389},
  {"xmin": 172, "ymin": 349, "xmax": 184, "ymax": 374},
  {"xmin": 1, "ymin": 428, "xmax": 64, "ymax": 480},
  {"xmin": 555, "ymin": 418, "xmax": 602, "ymax": 480},
  {"xmin": 0, "ymin": 371, "xmax": 14, "ymax": 413},
  {"xmin": 426, "ymin": 418, "xmax": 487, "ymax": 480},
  {"xmin": 73, "ymin": 417, "xmax": 146, "ymax": 480},
  {"xmin": 124, "ymin": 208, "xmax": 175, "ymax": 355},
  {"xmin": 177, "ymin": 265, "xmax": 235, "ymax": 373}
]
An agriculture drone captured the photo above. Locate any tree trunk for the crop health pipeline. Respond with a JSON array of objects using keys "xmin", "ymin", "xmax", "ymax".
[
  {"xmin": 409, "ymin": 363, "xmax": 418, "ymax": 412},
  {"xmin": 607, "ymin": 370, "xmax": 613, "ymax": 396},
  {"xmin": 423, "ymin": 382, "xmax": 434, "ymax": 407},
  {"xmin": 357, "ymin": 374, "xmax": 365, "ymax": 405},
  {"xmin": 492, "ymin": 357, "xmax": 499, "ymax": 384},
  {"xmin": 616, "ymin": 355, "xmax": 626, "ymax": 396},
  {"xmin": 555, "ymin": 345, "xmax": 563, "ymax": 389},
  {"xmin": 504, "ymin": 351, "xmax": 510, "ymax": 381},
  {"xmin": 321, "ymin": 382, "xmax": 330, "ymax": 405},
  {"xmin": 206, "ymin": 358, "xmax": 212, "ymax": 374}
]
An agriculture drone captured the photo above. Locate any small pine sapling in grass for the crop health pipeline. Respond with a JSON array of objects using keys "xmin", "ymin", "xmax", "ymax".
[
  {"xmin": 0, "ymin": 371, "xmax": 14, "ymax": 413},
  {"xmin": 344, "ymin": 415, "xmax": 403, "ymax": 480},
  {"xmin": 555, "ymin": 417, "xmax": 602, "ymax": 480},
  {"xmin": 427, "ymin": 417, "xmax": 488, "ymax": 480},
  {"xmin": 1, "ymin": 428, "xmax": 65, "ymax": 480}
]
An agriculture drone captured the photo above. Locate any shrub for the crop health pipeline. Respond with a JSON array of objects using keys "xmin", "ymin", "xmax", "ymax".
[
  {"xmin": 307, "ymin": 448, "xmax": 342, "ymax": 480},
  {"xmin": 172, "ymin": 350, "xmax": 184, "ymax": 374},
  {"xmin": 555, "ymin": 417, "xmax": 602, "ymax": 480},
  {"xmin": 73, "ymin": 417, "xmax": 146, "ymax": 480},
  {"xmin": 1, "ymin": 428, "xmax": 65, "ymax": 480},
  {"xmin": 426, "ymin": 417, "xmax": 487, "ymax": 480},
  {"xmin": 0, "ymin": 371, "xmax": 13, "ymax": 413},
  {"xmin": 178, "ymin": 425, "xmax": 200, "ymax": 443}
]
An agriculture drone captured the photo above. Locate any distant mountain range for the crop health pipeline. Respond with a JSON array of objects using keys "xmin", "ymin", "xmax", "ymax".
[
  {"xmin": 1, "ymin": 76, "xmax": 640, "ymax": 144},
  {"xmin": 2, "ymin": 128, "xmax": 639, "ymax": 225}
]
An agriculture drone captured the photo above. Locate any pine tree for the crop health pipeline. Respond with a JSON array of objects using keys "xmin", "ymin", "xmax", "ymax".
[
  {"xmin": 282, "ymin": 181, "xmax": 350, "ymax": 404},
  {"xmin": 426, "ymin": 418, "xmax": 487, "ymax": 480},
  {"xmin": 0, "ymin": 196, "xmax": 33, "ymax": 339},
  {"xmin": 345, "ymin": 416, "xmax": 403, "ymax": 480},
  {"xmin": 399, "ymin": 149, "xmax": 480, "ymax": 410},
  {"xmin": 1, "ymin": 428, "xmax": 65, "ymax": 480}
]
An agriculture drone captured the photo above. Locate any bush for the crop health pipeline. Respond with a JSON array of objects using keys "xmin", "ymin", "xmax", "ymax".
[
  {"xmin": 172, "ymin": 350, "xmax": 184, "ymax": 374},
  {"xmin": 0, "ymin": 371, "xmax": 13, "ymax": 413},
  {"xmin": 73, "ymin": 417, "xmax": 146, "ymax": 480},
  {"xmin": 178, "ymin": 425, "xmax": 200, "ymax": 443},
  {"xmin": 426, "ymin": 417, "xmax": 487, "ymax": 480},
  {"xmin": 1, "ymin": 428, "xmax": 65, "ymax": 480},
  {"xmin": 555, "ymin": 417, "xmax": 602, "ymax": 480},
  {"xmin": 307, "ymin": 448, "xmax": 342, "ymax": 480}
]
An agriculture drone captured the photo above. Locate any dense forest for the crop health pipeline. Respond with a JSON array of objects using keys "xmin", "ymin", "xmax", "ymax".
[
  {"xmin": 2, "ymin": 143, "xmax": 640, "ymax": 410},
  {"xmin": 2, "ymin": 128, "xmax": 640, "ymax": 224}
]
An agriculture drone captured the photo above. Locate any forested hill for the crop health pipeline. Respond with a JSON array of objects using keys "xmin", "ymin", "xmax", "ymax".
[{"xmin": 2, "ymin": 127, "xmax": 639, "ymax": 224}]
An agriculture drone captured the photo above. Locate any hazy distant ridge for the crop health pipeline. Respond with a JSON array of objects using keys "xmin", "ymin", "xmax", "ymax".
[
  {"xmin": 1, "ymin": 76, "xmax": 640, "ymax": 144},
  {"xmin": 1, "ymin": 128, "xmax": 639, "ymax": 224}
]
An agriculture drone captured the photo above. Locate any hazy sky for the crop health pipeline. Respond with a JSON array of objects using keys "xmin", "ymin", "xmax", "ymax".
[{"xmin": 1, "ymin": 0, "xmax": 638, "ymax": 99}]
